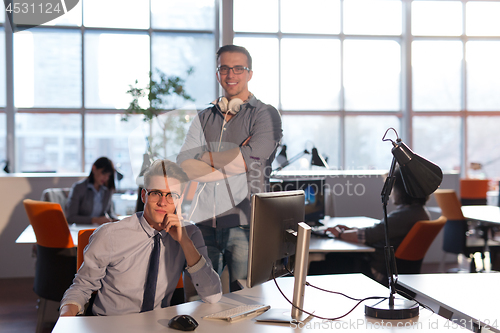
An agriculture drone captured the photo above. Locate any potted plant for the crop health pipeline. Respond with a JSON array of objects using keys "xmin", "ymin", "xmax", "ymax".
[{"xmin": 123, "ymin": 68, "xmax": 196, "ymax": 162}]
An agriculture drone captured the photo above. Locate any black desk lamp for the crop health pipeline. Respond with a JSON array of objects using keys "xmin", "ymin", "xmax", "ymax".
[
  {"xmin": 273, "ymin": 144, "xmax": 329, "ymax": 173},
  {"xmin": 275, "ymin": 145, "xmax": 288, "ymax": 169},
  {"xmin": 365, "ymin": 128, "xmax": 443, "ymax": 319},
  {"xmin": 310, "ymin": 147, "xmax": 329, "ymax": 169}
]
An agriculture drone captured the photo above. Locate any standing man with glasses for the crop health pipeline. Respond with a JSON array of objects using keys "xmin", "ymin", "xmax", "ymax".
[
  {"xmin": 60, "ymin": 159, "xmax": 221, "ymax": 316},
  {"xmin": 177, "ymin": 45, "xmax": 282, "ymax": 291}
]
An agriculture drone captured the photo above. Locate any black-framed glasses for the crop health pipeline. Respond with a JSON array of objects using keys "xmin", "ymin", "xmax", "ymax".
[
  {"xmin": 145, "ymin": 190, "xmax": 181, "ymax": 204},
  {"xmin": 217, "ymin": 65, "xmax": 250, "ymax": 75}
]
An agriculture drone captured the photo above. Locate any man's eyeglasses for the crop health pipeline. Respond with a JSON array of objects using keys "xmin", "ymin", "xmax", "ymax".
[
  {"xmin": 217, "ymin": 66, "xmax": 250, "ymax": 75},
  {"xmin": 145, "ymin": 190, "xmax": 180, "ymax": 204}
]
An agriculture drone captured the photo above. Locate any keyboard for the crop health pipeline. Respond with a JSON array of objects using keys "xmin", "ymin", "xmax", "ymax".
[
  {"xmin": 311, "ymin": 227, "xmax": 335, "ymax": 238},
  {"xmin": 203, "ymin": 304, "xmax": 271, "ymax": 322}
]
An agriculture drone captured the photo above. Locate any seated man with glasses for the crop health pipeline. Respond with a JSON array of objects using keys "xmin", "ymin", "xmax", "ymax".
[
  {"xmin": 178, "ymin": 45, "xmax": 282, "ymax": 292},
  {"xmin": 60, "ymin": 159, "xmax": 222, "ymax": 316}
]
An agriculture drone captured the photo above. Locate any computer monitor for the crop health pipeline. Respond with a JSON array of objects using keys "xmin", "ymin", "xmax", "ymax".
[
  {"xmin": 270, "ymin": 178, "xmax": 325, "ymax": 226},
  {"xmin": 247, "ymin": 190, "xmax": 312, "ymax": 322}
]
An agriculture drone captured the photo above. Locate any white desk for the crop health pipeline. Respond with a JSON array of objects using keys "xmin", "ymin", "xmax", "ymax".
[
  {"xmin": 309, "ymin": 237, "xmax": 374, "ymax": 253},
  {"xmin": 398, "ymin": 273, "xmax": 500, "ymax": 333},
  {"xmin": 461, "ymin": 205, "xmax": 500, "ymax": 270},
  {"xmin": 53, "ymin": 273, "xmax": 450, "ymax": 333},
  {"xmin": 462, "ymin": 205, "xmax": 500, "ymax": 225},
  {"xmin": 319, "ymin": 216, "xmax": 379, "ymax": 229},
  {"xmin": 16, "ymin": 224, "xmax": 96, "ymax": 246}
]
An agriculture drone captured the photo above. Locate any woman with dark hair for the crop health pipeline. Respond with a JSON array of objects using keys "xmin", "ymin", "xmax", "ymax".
[
  {"xmin": 323, "ymin": 166, "xmax": 431, "ymax": 283},
  {"xmin": 65, "ymin": 157, "xmax": 118, "ymax": 225}
]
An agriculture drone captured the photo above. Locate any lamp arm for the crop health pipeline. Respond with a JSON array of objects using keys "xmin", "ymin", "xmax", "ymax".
[
  {"xmin": 381, "ymin": 156, "xmax": 398, "ymax": 305},
  {"xmin": 273, "ymin": 150, "xmax": 309, "ymax": 172}
]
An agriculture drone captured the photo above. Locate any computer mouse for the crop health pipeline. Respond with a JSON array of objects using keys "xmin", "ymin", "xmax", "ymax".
[{"xmin": 168, "ymin": 314, "xmax": 199, "ymax": 331}]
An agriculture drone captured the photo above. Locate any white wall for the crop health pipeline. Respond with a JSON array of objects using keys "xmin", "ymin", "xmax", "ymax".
[{"xmin": 0, "ymin": 174, "xmax": 85, "ymax": 278}]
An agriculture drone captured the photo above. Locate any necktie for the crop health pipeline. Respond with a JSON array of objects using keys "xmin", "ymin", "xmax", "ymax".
[{"xmin": 141, "ymin": 233, "xmax": 161, "ymax": 312}]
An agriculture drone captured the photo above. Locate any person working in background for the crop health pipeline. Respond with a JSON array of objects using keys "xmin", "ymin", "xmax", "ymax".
[
  {"xmin": 65, "ymin": 157, "xmax": 118, "ymax": 225},
  {"xmin": 326, "ymin": 166, "xmax": 431, "ymax": 283},
  {"xmin": 177, "ymin": 45, "xmax": 282, "ymax": 291},
  {"xmin": 60, "ymin": 159, "xmax": 222, "ymax": 316}
]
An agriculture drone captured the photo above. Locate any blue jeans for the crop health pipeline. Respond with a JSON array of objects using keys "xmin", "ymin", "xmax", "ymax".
[{"xmin": 198, "ymin": 225, "xmax": 249, "ymax": 288}]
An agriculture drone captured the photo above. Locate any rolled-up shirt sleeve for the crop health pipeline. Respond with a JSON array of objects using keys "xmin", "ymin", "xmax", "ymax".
[{"xmin": 239, "ymin": 104, "xmax": 282, "ymax": 170}]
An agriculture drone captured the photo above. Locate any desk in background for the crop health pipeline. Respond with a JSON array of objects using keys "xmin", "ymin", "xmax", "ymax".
[
  {"xmin": 16, "ymin": 224, "xmax": 96, "ymax": 246},
  {"xmin": 53, "ymin": 273, "xmax": 450, "ymax": 333},
  {"xmin": 308, "ymin": 216, "xmax": 376, "ymax": 264},
  {"xmin": 17, "ymin": 217, "xmax": 376, "ymax": 254},
  {"xmin": 319, "ymin": 216, "xmax": 379, "ymax": 229},
  {"xmin": 398, "ymin": 273, "xmax": 500, "ymax": 333},
  {"xmin": 462, "ymin": 205, "xmax": 500, "ymax": 224},
  {"xmin": 462, "ymin": 205, "xmax": 500, "ymax": 271}
]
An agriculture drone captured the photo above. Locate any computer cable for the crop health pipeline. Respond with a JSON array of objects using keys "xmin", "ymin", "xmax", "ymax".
[{"xmin": 273, "ymin": 265, "xmax": 387, "ymax": 321}]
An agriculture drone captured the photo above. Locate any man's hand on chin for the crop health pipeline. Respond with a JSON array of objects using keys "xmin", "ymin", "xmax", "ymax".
[{"xmin": 162, "ymin": 213, "xmax": 185, "ymax": 243}]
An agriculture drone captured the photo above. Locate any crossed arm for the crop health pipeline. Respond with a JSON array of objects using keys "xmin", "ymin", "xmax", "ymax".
[{"xmin": 180, "ymin": 137, "xmax": 251, "ymax": 183}]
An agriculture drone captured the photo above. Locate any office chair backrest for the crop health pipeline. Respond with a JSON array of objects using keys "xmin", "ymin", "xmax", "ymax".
[
  {"xmin": 23, "ymin": 199, "xmax": 75, "ymax": 248},
  {"xmin": 460, "ymin": 178, "xmax": 489, "ymax": 206},
  {"xmin": 40, "ymin": 187, "xmax": 72, "ymax": 208},
  {"xmin": 433, "ymin": 189, "xmax": 465, "ymax": 221},
  {"xmin": 395, "ymin": 216, "xmax": 447, "ymax": 261},
  {"xmin": 77, "ymin": 229, "xmax": 96, "ymax": 270}
]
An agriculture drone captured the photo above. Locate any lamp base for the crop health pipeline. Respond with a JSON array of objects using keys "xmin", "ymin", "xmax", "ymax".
[{"xmin": 365, "ymin": 298, "xmax": 419, "ymax": 319}]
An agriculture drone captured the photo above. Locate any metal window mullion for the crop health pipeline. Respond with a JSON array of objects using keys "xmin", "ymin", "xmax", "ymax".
[
  {"xmin": 81, "ymin": 18, "xmax": 85, "ymax": 172},
  {"xmin": 221, "ymin": 0, "xmax": 233, "ymax": 46},
  {"xmin": 215, "ymin": 0, "xmax": 221, "ymax": 97},
  {"xmin": 339, "ymin": 0, "xmax": 345, "ymax": 170},
  {"xmin": 5, "ymin": 4, "xmax": 15, "ymax": 172},
  {"xmin": 278, "ymin": 0, "xmax": 282, "ymax": 111},
  {"xmin": 402, "ymin": 0, "xmax": 412, "ymax": 146},
  {"xmin": 461, "ymin": 0, "xmax": 468, "ymax": 178},
  {"xmin": 149, "ymin": 0, "xmax": 153, "ymax": 73}
]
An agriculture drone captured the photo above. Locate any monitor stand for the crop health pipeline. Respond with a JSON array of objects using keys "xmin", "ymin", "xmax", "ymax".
[{"xmin": 256, "ymin": 223, "xmax": 313, "ymax": 324}]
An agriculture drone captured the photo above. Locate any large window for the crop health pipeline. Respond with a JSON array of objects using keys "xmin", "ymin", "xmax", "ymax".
[
  {"xmin": 6, "ymin": 0, "xmax": 217, "ymax": 189},
  {"xmin": 14, "ymin": 29, "xmax": 82, "ymax": 108},
  {"xmin": 234, "ymin": 0, "xmax": 500, "ymax": 179},
  {"xmin": 2, "ymin": 0, "xmax": 500, "ymax": 186}
]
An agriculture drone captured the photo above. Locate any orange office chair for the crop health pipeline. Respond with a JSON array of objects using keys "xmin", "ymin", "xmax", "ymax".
[
  {"xmin": 77, "ymin": 229, "xmax": 96, "ymax": 270},
  {"xmin": 434, "ymin": 189, "xmax": 500, "ymax": 272},
  {"xmin": 23, "ymin": 199, "xmax": 76, "ymax": 333},
  {"xmin": 460, "ymin": 178, "xmax": 489, "ymax": 206},
  {"xmin": 394, "ymin": 216, "xmax": 447, "ymax": 274},
  {"xmin": 77, "ymin": 228, "xmax": 98, "ymax": 315}
]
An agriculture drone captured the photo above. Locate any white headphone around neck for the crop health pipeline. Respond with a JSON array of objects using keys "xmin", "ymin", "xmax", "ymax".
[{"xmin": 213, "ymin": 97, "xmax": 244, "ymax": 115}]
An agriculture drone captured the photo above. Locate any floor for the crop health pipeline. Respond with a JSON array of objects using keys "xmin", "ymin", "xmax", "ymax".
[
  {"xmin": 0, "ymin": 262, "xmax": 462, "ymax": 333},
  {"xmin": 0, "ymin": 277, "xmax": 52, "ymax": 333}
]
